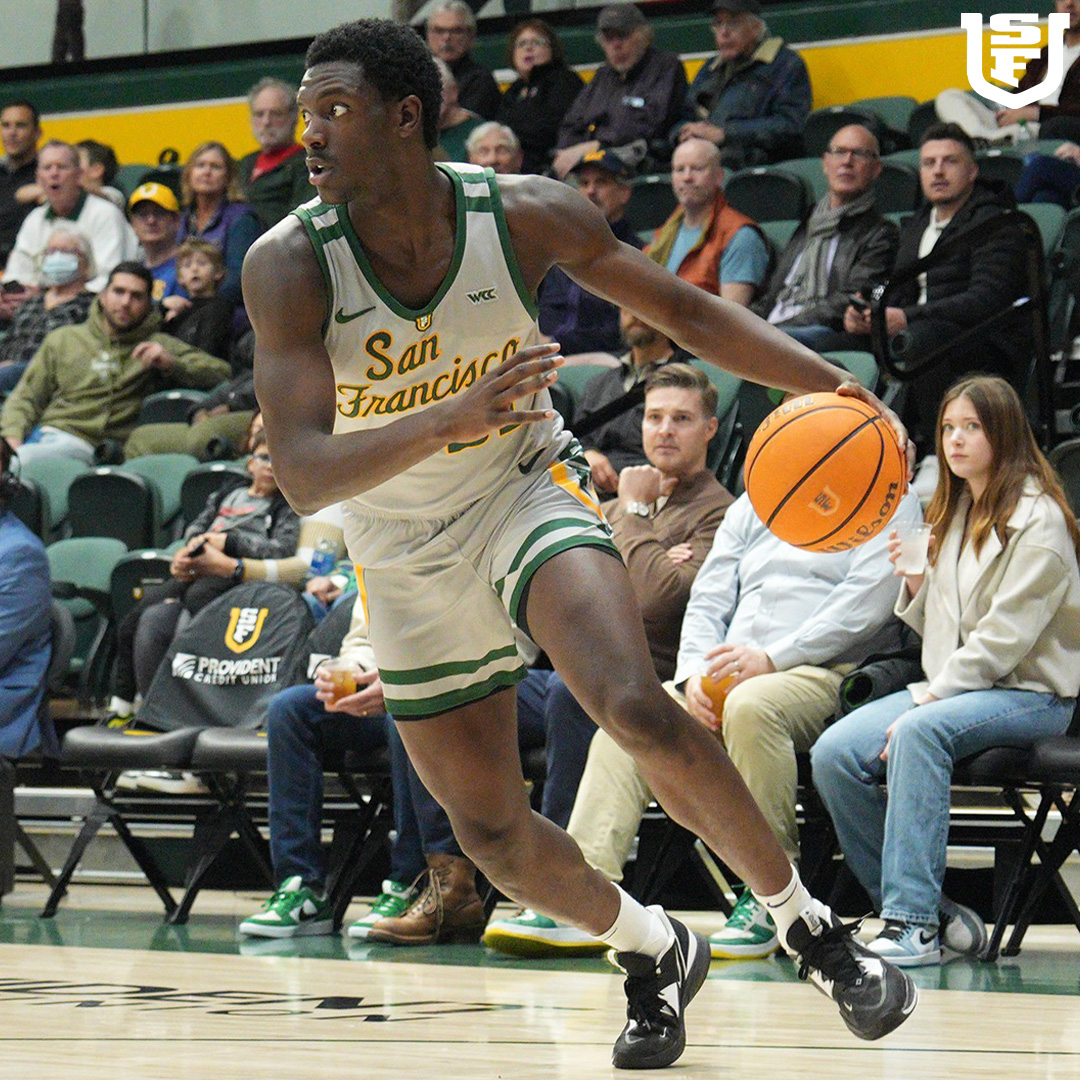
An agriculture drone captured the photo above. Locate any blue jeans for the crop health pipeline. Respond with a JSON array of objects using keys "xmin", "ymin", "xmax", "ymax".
[
  {"xmin": 266, "ymin": 684, "xmax": 412, "ymax": 890},
  {"xmin": 812, "ymin": 688, "xmax": 1073, "ymax": 926}
]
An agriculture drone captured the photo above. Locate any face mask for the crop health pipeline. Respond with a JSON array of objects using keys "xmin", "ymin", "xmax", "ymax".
[{"xmin": 40, "ymin": 250, "xmax": 82, "ymax": 286}]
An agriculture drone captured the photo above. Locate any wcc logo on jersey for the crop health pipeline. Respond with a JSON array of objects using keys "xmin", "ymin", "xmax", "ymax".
[
  {"xmin": 467, "ymin": 287, "xmax": 498, "ymax": 305},
  {"xmin": 962, "ymin": 11, "xmax": 1071, "ymax": 107}
]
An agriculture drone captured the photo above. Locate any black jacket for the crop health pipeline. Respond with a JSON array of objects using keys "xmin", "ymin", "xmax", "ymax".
[
  {"xmin": 187, "ymin": 473, "xmax": 299, "ymax": 560},
  {"xmin": 498, "ymin": 62, "xmax": 584, "ymax": 174},
  {"xmin": 751, "ymin": 207, "xmax": 899, "ymax": 329}
]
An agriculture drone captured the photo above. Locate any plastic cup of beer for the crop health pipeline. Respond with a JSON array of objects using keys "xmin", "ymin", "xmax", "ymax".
[
  {"xmin": 700, "ymin": 670, "xmax": 736, "ymax": 719},
  {"xmin": 320, "ymin": 657, "xmax": 360, "ymax": 702},
  {"xmin": 894, "ymin": 522, "xmax": 933, "ymax": 574}
]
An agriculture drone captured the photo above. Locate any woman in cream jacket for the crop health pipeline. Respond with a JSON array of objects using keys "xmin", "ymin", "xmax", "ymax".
[{"xmin": 812, "ymin": 375, "xmax": 1080, "ymax": 967}]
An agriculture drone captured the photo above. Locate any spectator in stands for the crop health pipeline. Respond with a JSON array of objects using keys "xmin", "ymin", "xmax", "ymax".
[
  {"xmin": 578, "ymin": 307, "xmax": 677, "ymax": 495},
  {"xmin": 433, "ymin": 58, "xmax": 483, "ymax": 163},
  {"xmin": 128, "ymin": 181, "xmax": 182, "ymax": 303},
  {"xmin": 5, "ymin": 140, "xmax": 138, "ymax": 298},
  {"xmin": 936, "ymin": 0, "xmax": 1080, "ymax": 145},
  {"xmin": 813, "ymin": 375, "xmax": 1080, "ymax": 967},
  {"xmin": 646, "ymin": 137, "xmax": 769, "ymax": 304},
  {"xmin": 0, "ymin": 435, "xmax": 53, "ymax": 759},
  {"xmin": 537, "ymin": 149, "xmax": 643, "ymax": 357},
  {"xmin": 498, "ymin": 19, "xmax": 584, "ymax": 175},
  {"xmin": 842, "ymin": 123, "xmax": 1029, "ymax": 453},
  {"xmin": 484, "ymin": 364, "xmax": 739, "ymax": 954},
  {"xmin": 553, "ymin": 4, "xmax": 687, "ymax": 179},
  {"xmin": 466, "ymin": 121, "xmax": 524, "ymax": 174},
  {"xmin": 238, "ymin": 77, "xmax": 315, "ymax": 230},
  {"xmin": 0, "ymin": 261, "xmax": 229, "ymax": 464},
  {"xmin": 76, "ymin": 139, "xmax": 124, "ymax": 209},
  {"xmin": 1015, "ymin": 138, "xmax": 1080, "ymax": 208},
  {"xmin": 675, "ymin": 0, "xmax": 811, "ymax": 169},
  {"xmin": 752, "ymin": 124, "xmax": 899, "ymax": 352},
  {"xmin": 0, "ymin": 224, "xmax": 94, "ymax": 394},
  {"xmin": 426, "ymin": 0, "xmax": 501, "ymax": 121},
  {"xmin": 176, "ymin": 141, "xmax": 262, "ymax": 309},
  {"xmin": 488, "ymin": 482, "xmax": 920, "ymax": 958},
  {"xmin": 161, "ymin": 238, "xmax": 232, "ymax": 361},
  {"xmin": 107, "ymin": 427, "xmax": 300, "ymax": 725},
  {"xmin": 0, "ymin": 100, "xmax": 41, "ymax": 275},
  {"xmin": 123, "ymin": 368, "xmax": 256, "ymax": 461}
]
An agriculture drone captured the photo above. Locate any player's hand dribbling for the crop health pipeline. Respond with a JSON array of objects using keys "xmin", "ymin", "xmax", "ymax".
[{"xmin": 439, "ymin": 342, "xmax": 563, "ymax": 445}]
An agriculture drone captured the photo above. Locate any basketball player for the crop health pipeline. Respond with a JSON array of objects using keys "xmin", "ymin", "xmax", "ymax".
[{"xmin": 244, "ymin": 20, "xmax": 917, "ymax": 1067}]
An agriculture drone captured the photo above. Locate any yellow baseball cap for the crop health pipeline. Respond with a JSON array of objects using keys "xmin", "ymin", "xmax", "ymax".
[{"xmin": 128, "ymin": 181, "xmax": 179, "ymax": 214}]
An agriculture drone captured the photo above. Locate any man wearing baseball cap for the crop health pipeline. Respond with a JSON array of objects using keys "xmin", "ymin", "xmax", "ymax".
[
  {"xmin": 675, "ymin": 0, "xmax": 811, "ymax": 169},
  {"xmin": 128, "ymin": 181, "xmax": 182, "ymax": 303},
  {"xmin": 538, "ymin": 147, "xmax": 644, "ymax": 356},
  {"xmin": 554, "ymin": 4, "xmax": 686, "ymax": 179}
]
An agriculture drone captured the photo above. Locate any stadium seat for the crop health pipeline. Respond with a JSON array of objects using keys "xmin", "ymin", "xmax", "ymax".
[
  {"xmin": 122, "ymin": 453, "xmax": 200, "ymax": 542},
  {"xmin": 757, "ymin": 218, "xmax": 801, "ymax": 259},
  {"xmin": 625, "ymin": 172, "xmax": 676, "ymax": 234},
  {"xmin": 724, "ymin": 167, "xmax": 812, "ymax": 223},
  {"xmin": 802, "ymin": 105, "xmax": 881, "ymax": 157},
  {"xmin": 8, "ymin": 476, "xmax": 49, "ymax": 542},
  {"xmin": 851, "ymin": 95, "xmax": 919, "ymax": 137},
  {"xmin": 553, "ymin": 363, "xmax": 614, "ymax": 420},
  {"xmin": 1050, "ymin": 438, "xmax": 1080, "ymax": 513},
  {"xmin": 67, "ymin": 467, "xmax": 161, "ymax": 550},
  {"xmin": 19, "ymin": 456, "xmax": 87, "ymax": 539},
  {"xmin": 875, "ymin": 160, "xmax": 921, "ymax": 215},
  {"xmin": 975, "ymin": 149, "xmax": 1025, "ymax": 191},
  {"xmin": 109, "ymin": 549, "xmax": 175, "ymax": 623},
  {"xmin": 137, "ymin": 388, "xmax": 211, "ymax": 426},
  {"xmin": 179, "ymin": 460, "xmax": 249, "ymax": 526},
  {"xmin": 1019, "ymin": 202, "xmax": 1067, "ymax": 257},
  {"xmin": 764, "ymin": 156, "xmax": 828, "ymax": 202},
  {"xmin": 906, "ymin": 100, "xmax": 939, "ymax": 145}
]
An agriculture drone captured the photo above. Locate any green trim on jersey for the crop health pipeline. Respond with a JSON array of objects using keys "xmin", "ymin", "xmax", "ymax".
[
  {"xmin": 333, "ymin": 165, "xmax": 467, "ymax": 323},
  {"xmin": 291, "ymin": 201, "xmax": 338, "ymax": 337},
  {"xmin": 379, "ymin": 642, "xmax": 520, "ymax": 686},
  {"xmin": 386, "ymin": 666, "xmax": 527, "ymax": 719},
  {"xmin": 509, "ymin": 536, "xmax": 620, "ymax": 625},
  {"xmin": 485, "ymin": 168, "xmax": 539, "ymax": 319}
]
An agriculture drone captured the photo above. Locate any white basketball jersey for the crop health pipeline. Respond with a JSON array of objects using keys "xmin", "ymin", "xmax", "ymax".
[{"xmin": 293, "ymin": 162, "xmax": 566, "ymax": 518}]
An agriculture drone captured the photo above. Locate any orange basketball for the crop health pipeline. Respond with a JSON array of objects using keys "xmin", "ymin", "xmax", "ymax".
[{"xmin": 744, "ymin": 392, "xmax": 905, "ymax": 553}]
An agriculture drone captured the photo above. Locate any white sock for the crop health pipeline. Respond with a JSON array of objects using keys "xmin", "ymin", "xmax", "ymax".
[
  {"xmin": 753, "ymin": 865, "xmax": 830, "ymax": 946},
  {"xmin": 599, "ymin": 885, "xmax": 674, "ymax": 959}
]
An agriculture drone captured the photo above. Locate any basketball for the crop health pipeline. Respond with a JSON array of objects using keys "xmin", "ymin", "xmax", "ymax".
[{"xmin": 744, "ymin": 392, "xmax": 905, "ymax": 553}]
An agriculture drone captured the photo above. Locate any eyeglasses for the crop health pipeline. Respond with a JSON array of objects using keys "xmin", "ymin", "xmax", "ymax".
[
  {"xmin": 514, "ymin": 37, "xmax": 550, "ymax": 49},
  {"xmin": 429, "ymin": 25, "xmax": 469, "ymax": 37},
  {"xmin": 253, "ymin": 452, "xmax": 272, "ymax": 463},
  {"xmin": 825, "ymin": 147, "xmax": 879, "ymax": 161}
]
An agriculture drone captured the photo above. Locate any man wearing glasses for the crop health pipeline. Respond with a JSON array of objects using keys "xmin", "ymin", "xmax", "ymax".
[
  {"xmin": 426, "ymin": 0, "xmax": 501, "ymax": 120},
  {"xmin": 676, "ymin": 0, "xmax": 811, "ymax": 169},
  {"xmin": 752, "ymin": 124, "xmax": 899, "ymax": 353}
]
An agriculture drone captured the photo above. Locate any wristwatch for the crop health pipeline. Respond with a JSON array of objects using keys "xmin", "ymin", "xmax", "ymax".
[
  {"xmin": 626, "ymin": 501, "xmax": 652, "ymax": 518},
  {"xmin": 232, "ymin": 558, "xmax": 245, "ymax": 583}
]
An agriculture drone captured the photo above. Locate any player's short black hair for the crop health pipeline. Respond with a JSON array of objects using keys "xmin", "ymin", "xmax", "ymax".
[{"xmin": 305, "ymin": 19, "xmax": 442, "ymax": 151}]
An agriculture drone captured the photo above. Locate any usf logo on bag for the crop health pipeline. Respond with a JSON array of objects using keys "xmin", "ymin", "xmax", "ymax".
[{"xmin": 225, "ymin": 605, "xmax": 269, "ymax": 654}]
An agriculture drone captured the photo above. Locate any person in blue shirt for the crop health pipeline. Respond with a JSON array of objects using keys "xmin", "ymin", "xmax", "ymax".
[{"xmin": 0, "ymin": 435, "xmax": 53, "ymax": 759}]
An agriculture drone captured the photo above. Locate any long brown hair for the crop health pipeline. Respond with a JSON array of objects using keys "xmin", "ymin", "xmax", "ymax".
[
  {"xmin": 180, "ymin": 141, "xmax": 245, "ymax": 207},
  {"xmin": 925, "ymin": 375, "xmax": 1080, "ymax": 563}
]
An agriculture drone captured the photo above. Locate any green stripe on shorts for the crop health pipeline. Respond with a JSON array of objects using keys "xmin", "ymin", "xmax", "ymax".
[
  {"xmin": 379, "ymin": 643, "xmax": 520, "ymax": 686},
  {"xmin": 385, "ymin": 665, "xmax": 527, "ymax": 718},
  {"xmin": 508, "ymin": 536, "xmax": 620, "ymax": 624}
]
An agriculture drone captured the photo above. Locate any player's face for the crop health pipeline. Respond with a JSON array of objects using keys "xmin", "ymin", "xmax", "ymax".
[
  {"xmin": 940, "ymin": 394, "xmax": 994, "ymax": 496},
  {"xmin": 643, "ymin": 386, "xmax": 716, "ymax": 480},
  {"xmin": 299, "ymin": 63, "xmax": 393, "ymax": 205}
]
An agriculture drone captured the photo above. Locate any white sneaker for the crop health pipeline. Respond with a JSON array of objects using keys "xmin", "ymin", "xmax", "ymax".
[
  {"xmin": 939, "ymin": 896, "xmax": 988, "ymax": 959},
  {"xmin": 482, "ymin": 909, "xmax": 607, "ymax": 957},
  {"xmin": 866, "ymin": 919, "xmax": 941, "ymax": 967},
  {"xmin": 115, "ymin": 770, "xmax": 209, "ymax": 794}
]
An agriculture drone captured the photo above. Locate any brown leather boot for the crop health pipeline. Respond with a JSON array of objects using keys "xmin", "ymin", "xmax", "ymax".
[{"xmin": 365, "ymin": 853, "xmax": 487, "ymax": 945}]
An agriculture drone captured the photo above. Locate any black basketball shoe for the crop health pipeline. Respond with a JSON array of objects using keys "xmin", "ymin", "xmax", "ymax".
[
  {"xmin": 785, "ymin": 906, "xmax": 919, "ymax": 1041},
  {"xmin": 610, "ymin": 908, "xmax": 711, "ymax": 1069}
]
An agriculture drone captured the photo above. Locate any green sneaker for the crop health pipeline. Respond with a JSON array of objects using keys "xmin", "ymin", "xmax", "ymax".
[
  {"xmin": 708, "ymin": 889, "xmax": 780, "ymax": 960},
  {"xmin": 239, "ymin": 876, "xmax": 333, "ymax": 939},
  {"xmin": 482, "ymin": 909, "xmax": 608, "ymax": 958},
  {"xmin": 347, "ymin": 880, "xmax": 413, "ymax": 940}
]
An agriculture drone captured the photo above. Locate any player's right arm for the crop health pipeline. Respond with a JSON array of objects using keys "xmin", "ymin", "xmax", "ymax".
[{"xmin": 244, "ymin": 220, "xmax": 562, "ymax": 514}]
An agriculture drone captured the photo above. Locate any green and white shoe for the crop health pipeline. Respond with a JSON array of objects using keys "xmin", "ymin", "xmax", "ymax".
[
  {"xmin": 483, "ymin": 909, "xmax": 608, "ymax": 958},
  {"xmin": 708, "ymin": 889, "xmax": 780, "ymax": 959},
  {"xmin": 347, "ymin": 880, "xmax": 414, "ymax": 940},
  {"xmin": 239, "ymin": 876, "xmax": 333, "ymax": 938}
]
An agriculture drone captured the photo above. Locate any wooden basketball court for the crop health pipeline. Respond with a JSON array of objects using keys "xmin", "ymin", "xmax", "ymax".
[{"xmin": 3, "ymin": 884, "xmax": 1080, "ymax": 1078}]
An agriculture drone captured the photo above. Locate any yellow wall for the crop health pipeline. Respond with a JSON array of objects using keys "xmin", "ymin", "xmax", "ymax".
[{"xmin": 35, "ymin": 27, "xmax": 1019, "ymax": 168}]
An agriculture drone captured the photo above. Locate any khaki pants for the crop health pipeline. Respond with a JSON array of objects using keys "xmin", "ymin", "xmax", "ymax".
[
  {"xmin": 123, "ymin": 411, "xmax": 255, "ymax": 460},
  {"xmin": 567, "ymin": 665, "xmax": 844, "ymax": 880}
]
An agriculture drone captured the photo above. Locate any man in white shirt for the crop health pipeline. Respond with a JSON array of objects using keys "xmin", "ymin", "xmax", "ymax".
[{"xmin": 4, "ymin": 140, "xmax": 137, "ymax": 303}]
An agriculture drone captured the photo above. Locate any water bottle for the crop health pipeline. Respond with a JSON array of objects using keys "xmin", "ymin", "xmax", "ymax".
[{"xmin": 309, "ymin": 536, "xmax": 336, "ymax": 576}]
